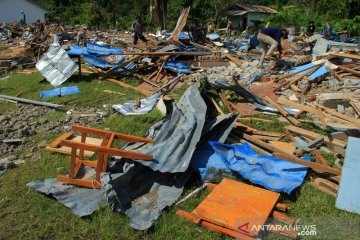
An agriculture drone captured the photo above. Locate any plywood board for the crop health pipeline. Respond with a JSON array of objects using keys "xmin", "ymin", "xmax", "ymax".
[
  {"xmin": 192, "ymin": 178, "xmax": 280, "ymax": 236},
  {"xmin": 336, "ymin": 137, "xmax": 360, "ymax": 214},
  {"xmin": 45, "ymin": 136, "xmax": 103, "ymax": 157}
]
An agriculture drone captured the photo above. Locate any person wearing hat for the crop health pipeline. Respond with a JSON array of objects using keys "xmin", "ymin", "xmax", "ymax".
[
  {"xmin": 19, "ymin": 11, "xmax": 26, "ymax": 25},
  {"xmin": 257, "ymin": 27, "xmax": 289, "ymax": 66}
]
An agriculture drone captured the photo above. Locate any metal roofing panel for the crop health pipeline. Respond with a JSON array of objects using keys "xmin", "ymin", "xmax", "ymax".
[
  {"xmin": 36, "ymin": 42, "xmax": 78, "ymax": 86},
  {"xmin": 126, "ymin": 83, "xmax": 207, "ymax": 173}
]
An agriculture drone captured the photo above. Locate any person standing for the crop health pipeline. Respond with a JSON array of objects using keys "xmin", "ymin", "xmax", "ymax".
[
  {"xmin": 133, "ymin": 16, "xmax": 148, "ymax": 45},
  {"xmin": 257, "ymin": 27, "xmax": 288, "ymax": 66},
  {"xmin": 191, "ymin": 18, "xmax": 206, "ymax": 43},
  {"xmin": 226, "ymin": 20, "xmax": 233, "ymax": 37},
  {"xmin": 19, "ymin": 11, "xmax": 26, "ymax": 25},
  {"xmin": 76, "ymin": 27, "xmax": 88, "ymax": 47},
  {"xmin": 308, "ymin": 20, "xmax": 315, "ymax": 36},
  {"xmin": 323, "ymin": 19, "xmax": 332, "ymax": 40}
]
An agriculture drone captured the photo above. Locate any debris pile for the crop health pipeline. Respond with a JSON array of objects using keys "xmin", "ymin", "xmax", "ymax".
[{"xmin": 1, "ymin": 6, "xmax": 360, "ymax": 239}]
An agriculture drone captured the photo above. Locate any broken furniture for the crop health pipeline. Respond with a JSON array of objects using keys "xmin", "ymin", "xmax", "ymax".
[
  {"xmin": 57, "ymin": 125, "xmax": 154, "ymax": 189},
  {"xmin": 177, "ymin": 178, "xmax": 298, "ymax": 239}
]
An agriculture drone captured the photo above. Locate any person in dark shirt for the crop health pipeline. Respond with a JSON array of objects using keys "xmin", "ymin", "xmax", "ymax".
[
  {"xmin": 323, "ymin": 19, "xmax": 332, "ymax": 40},
  {"xmin": 191, "ymin": 18, "xmax": 206, "ymax": 43},
  {"xmin": 133, "ymin": 16, "xmax": 148, "ymax": 45},
  {"xmin": 257, "ymin": 27, "xmax": 288, "ymax": 66},
  {"xmin": 308, "ymin": 20, "xmax": 315, "ymax": 36}
]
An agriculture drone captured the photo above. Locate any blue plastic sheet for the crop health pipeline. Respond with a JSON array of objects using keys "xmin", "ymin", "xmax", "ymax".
[
  {"xmin": 86, "ymin": 42, "xmax": 123, "ymax": 56},
  {"xmin": 163, "ymin": 61, "xmax": 191, "ymax": 73},
  {"xmin": 207, "ymin": 33, "xmax": 220, "ymax": 41},
  {"xmin": 191, "ymin": 141, "xmax": 309, "ymax": 194},
  {"xmin": 290, "ymin": 63, "xmax": 329, "ymax": 80},
  {"xmin": 178, "ymin": 32, "xmax": 192, "ymax": 40},
  {"xmin": 67, "ymin": 45, "xmax": 90, "ymax": 56},
  {"xmin": 83, "ymin": 55, "xmax": 111, "ymax": 69},
  {"xmin": 40, "ymin": 86, "xmax": 80, "ymax": 98}
]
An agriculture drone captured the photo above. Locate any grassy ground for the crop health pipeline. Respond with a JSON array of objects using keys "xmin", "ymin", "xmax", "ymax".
[{"xmin": 0, "ymin": 71, "xmax": 359, "ymax": 240}]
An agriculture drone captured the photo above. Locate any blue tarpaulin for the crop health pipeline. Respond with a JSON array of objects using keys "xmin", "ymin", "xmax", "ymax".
[
  {"xmin": 191, "ymin": 141, "xmax": 309, "ymax": 194},
  {"xmin": 86, "ymin": 42, "xmax": 123, "ymax": 56},
  {"xmin": 67, "ymin": 45, "xmax": 89, "ymax": 56},
  {"xmin": 83, "ymin": 55, "xmax": 111, "ymax": 68},
  {"xmin": 163, "ymin": 61, "xmax": 191, "ymax": 73},
  {"xmin": 290, "ymin": 62, "xmax": 329, "ymax": 80},
  {"xmin": 40, "ymin": 86, "xmax": 80, "ymax": 98}
]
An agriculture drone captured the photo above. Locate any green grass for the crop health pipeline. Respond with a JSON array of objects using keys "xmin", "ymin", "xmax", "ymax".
[
  {"xmin": 0, "ymin": 45, "xmax": 7, "ymax": 51},
  {"xmin": 0, "ymin": 71, "xmax": 359, "ymax": 239}
]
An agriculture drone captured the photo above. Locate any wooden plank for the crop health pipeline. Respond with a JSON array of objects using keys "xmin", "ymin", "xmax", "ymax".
[
  {"xmin": 338, "ymin": 65, "xmax": 360, "ymax": 77},
  {"xmin": 312, "ymin": 148, "xmax": 329, "ymax": 166},
  {"xmin": 72, "ymin": 125, "xmax": 154, "ymax": 143},
  {"xmin": 201, "ymin": 221, "xmax": 256, "ymax": 240},
  {"xmin": 48, "ymin": 132, "xmax": 74, "ymax": 148},
  {"xmin": 176, "ymin": 210, "xmax": 201, "ymax": 224},
  {"xmin": 234, "ymin": 122, "xmax": 284, "ymax": 137},
  {"xmin": 57, "ymin": 175, "xmax": 102, "ymax": 189},
  {"xmin": 218, "ymin": 91, "xmax": 233, "ymax": 113},
  {"xmin": 315, "ymin": 103, "xmax": 360, "ymax": 126},
  {"xmin": 223, "ymin": 52, "xmax": 242, "ymax": 67},
  {"xmin": 45, "ymin": 136, "xmax": 103, "ymax": 157},
  {"xmin": 278, "ymin": 98, "xmax": 318, "ymax": 114},
  {"xmin": 193, "ymin": 178, "xmax": 279, "ymax": 236},
  {"xmin": 269, "ymin": 141, "xmax": 296, "ymax": 154},
  {"xmin": 103, "ymin": 90, "xmax": 126, "ymax": 96},
  {"xmin": 209, "ymin": 96, "xmax": 224, "ymax": 115},
  {"xmin": 242, "ymin": 133, "xmax": 342, "ymax": 175},
  {"xmin": 310, "ymin": 178, "xmax": 338, "ymax": 197},
  {"xmin": 330, "ymin": 53, "xmax": 360, "ymax": 60},
  {"xmin": 290, "ymin": 84, "xmax": 302, "ymax": 92},
  {"xmin": 106, "ymin": 78, "xmax": 152, "ymax": 96},
  {"xmin": 349, "ymin": 98, "xmax": 360, "ymax": 117},
  {"xmin": 285, "ymin": 125, "xmax": 347, "ymax": 148},
  {"xmin": 134, "ymin": 74, "xmax": 160, "ymax": 88},
  {"xmin": 61, "ymin": 140, "xmax": 153, "ymax": 160},
  {"xmin": 122, "ymin": 51, "xmax": 210, "ymax": 56},
  {"xmin": 264, "ymin": 96, "xmax": 302, "ymax": 126}
]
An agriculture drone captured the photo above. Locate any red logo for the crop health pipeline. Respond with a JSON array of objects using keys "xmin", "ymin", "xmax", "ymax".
[{"xmin": 238, "ymin": 222, "xmax": 250, "ymax": 234}]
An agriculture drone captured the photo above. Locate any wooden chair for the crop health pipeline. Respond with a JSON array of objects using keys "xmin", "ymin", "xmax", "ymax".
[{"xmin": 57, "ymin": 125, "xmax": 154, "ymax": 189}]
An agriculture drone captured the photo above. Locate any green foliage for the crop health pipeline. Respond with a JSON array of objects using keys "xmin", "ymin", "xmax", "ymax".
[{"xmin": 33, "ymin": 0, "xmax": 359, "ymax": 35}]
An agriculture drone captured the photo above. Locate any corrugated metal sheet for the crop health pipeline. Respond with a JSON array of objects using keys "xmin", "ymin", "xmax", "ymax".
[
  {"xmin": 125, "ymin": 83, "xmax": 207, "ymax": 173},
  {"xmin": 230, "ymin": 4, "xmax": 277, "ymax": 15},
  {"xmin": 27, "ymin": 84, "xmax": 239, "ymax": 231},
  {"xmin": 106, "ymin": 114, "xmax": 239, "ymax": 230},
  {"xmin": 36, "ymin": 42, "xmax": 78, "ymax": 86}
]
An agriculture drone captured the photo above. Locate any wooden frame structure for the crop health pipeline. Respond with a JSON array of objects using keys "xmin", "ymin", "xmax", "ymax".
[{"xmin": 57, "ymin": 125, "xmax": 154, "ymax": 189}]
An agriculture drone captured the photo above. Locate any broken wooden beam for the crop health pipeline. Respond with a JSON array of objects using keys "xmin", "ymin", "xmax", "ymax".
[
  {"xmin": 240, "ymin": 133, "xmax": 341, "ymax": 175},
  {"xmin": 106, "ymin": 79, "xmax": 152, "ymax": 96},
  {"xmin": 223, "ymin": 52, "xmax": 242, "ymax": 67},
  {"xmin": 264, "ymin": 96, "xmax": 302, "ymax": 127},
  {"xmin": 122, "ymin": 51, "xmax": 210, "ymax": 56},
  {"xmin": 315, "ymin": 103, "xmax": 360, "ymax": 127},
  {"xmin": 284, "ymin": 125, "xmax": 347, "ymax": 148},
  {"xmin": 329, "ymin": 53, "xmax": 360, "ymax": 60},
  {"xmin": 218, "ymin": 91, "xmax": 233, "ymax": 113}
]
